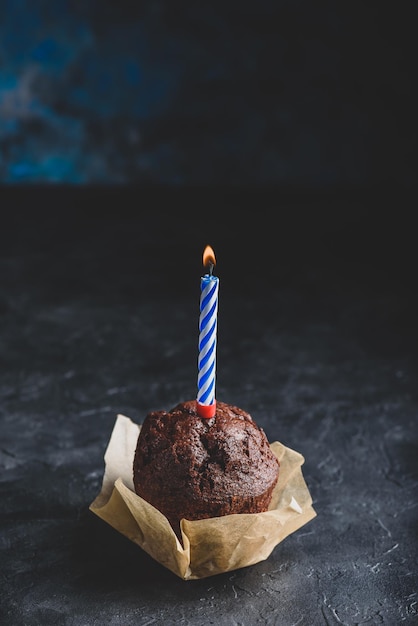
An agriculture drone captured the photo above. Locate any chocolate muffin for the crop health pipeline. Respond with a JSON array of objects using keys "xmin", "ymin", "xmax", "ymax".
[{"xmin": 133, "ymin": 400, "xmax": 280, "ymax": 538}]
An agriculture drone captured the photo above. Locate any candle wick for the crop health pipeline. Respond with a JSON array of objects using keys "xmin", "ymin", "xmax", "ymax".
[{"xmin": 208, "ymin": 262, "xmax": 214, "ymax": 276}]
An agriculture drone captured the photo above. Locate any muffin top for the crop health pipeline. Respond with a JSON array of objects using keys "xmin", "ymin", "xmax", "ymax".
[{"xmin": 133, "ymin": 400, "xmax": 280, "ymax": 510}]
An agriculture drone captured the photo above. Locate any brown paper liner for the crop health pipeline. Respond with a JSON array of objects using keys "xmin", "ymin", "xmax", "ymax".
[{"xmin": 90, "ymin": 414, "xmax": 316, "ymax": 580}]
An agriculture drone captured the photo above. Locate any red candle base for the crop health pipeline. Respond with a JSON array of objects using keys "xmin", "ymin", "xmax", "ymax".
[{"xmin": 196, "ymin": 401, "xmax": 216, "ymax": 418}]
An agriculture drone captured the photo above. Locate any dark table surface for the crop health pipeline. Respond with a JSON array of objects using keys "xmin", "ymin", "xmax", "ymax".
[{"xmin": 1, "ymin": 186, "xmax": 417, "ymax": 625}]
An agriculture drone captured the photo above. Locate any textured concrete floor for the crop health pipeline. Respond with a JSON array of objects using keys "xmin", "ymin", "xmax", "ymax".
[{"xmin": 0, "ymin": 187, "xmax": 417, "ymax": 625}]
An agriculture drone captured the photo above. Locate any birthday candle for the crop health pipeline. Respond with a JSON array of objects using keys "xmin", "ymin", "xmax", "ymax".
[{"xmin": 197, "ymin": 245, "xmax": 219, "ymax": 418}]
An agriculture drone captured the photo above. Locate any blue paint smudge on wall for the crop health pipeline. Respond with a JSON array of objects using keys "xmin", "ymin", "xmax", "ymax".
[{"xmin": 0, "ymin": 1, "xmax": 414, "ymax": 186}]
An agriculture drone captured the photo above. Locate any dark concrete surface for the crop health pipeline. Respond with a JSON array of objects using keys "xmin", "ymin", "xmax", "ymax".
[{"xmin": 0, "ymin": 186, "xmax": 417, "ymax": 625}]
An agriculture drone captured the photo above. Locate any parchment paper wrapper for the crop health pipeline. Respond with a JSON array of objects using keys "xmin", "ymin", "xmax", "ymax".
[{"xmin": 90, "ymin": 414, "xmax": 317, "ymax": 580}]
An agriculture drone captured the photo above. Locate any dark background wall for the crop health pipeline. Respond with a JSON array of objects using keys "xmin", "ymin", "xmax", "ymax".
[{"xmin": 0, "ymin": 1, "xmax": 415, "ymax": 188}]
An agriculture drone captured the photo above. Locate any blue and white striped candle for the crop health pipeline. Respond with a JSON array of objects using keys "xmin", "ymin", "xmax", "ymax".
[{"xmin": 197, "ymin": 245, "xmax": 219, "ymax": 418}]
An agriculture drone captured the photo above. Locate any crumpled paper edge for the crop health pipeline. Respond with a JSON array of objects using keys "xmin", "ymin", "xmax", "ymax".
[{"xmin": 90, "ymin": 414, "xmax": 317, "ymax": 580}]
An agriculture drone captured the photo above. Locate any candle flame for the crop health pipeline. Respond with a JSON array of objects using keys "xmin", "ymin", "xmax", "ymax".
[{"xmin": 203, "ymin": 245, "xmax": 216, "ymax": 272}]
